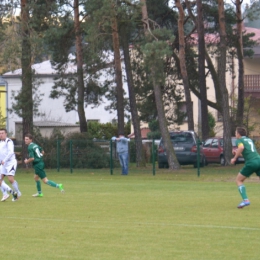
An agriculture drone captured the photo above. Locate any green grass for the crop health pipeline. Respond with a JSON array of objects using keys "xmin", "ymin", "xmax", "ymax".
[{"xmin": 1, "ymin": 165, "xmax": 260, "ymax": 260}]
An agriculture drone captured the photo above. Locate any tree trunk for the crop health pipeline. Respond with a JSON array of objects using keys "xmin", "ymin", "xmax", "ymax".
[
  {"xmin": 218, "ymin": 0, "xmax": 232, "ymax": 164},
  {"xmin": 140, "ymin": 0, "xmax": 148, "ymax": 31},
  {"xmin": 21, "ymin": 0, "xmax": 33, "ymax": 159},
  {"xmin": 111, "ymin": 15, "xmax": 125, "ymax": 135},
  {"xmin": 185, "ymin": 1, "xmax": 221, "ymax": 113},
  {"xmin": 140, "ymin": 0, "xmax": 179, "ymax": 169},
  {"xmin": 196, "ymin": 0, "xmax": 209, "ymax": 140},
  {"xmin": 235, "ymin": 0, "xmax": 244, "ymax": 128},
  {"xmin": 74, "ymin": 0, "xmax": 88, "ymax": 132},
  {"xmin": 121, "ymin": 31, "xmax": 145, "ymax": 167},
  {"xmin": 152, "ymin": 67, "xmax": 180, "ymax": 170},
  {"xmin": 175, "ymin": 0, "xmax": 194, "ymax": 131}
]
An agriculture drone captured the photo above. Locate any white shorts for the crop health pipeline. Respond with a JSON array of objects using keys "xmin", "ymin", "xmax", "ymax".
[{"xmin": 0, "ymin": 160, "xmax": 17, "ymax": 176}]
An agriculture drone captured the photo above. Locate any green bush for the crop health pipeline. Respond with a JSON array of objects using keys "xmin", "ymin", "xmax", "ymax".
[{"xmin": 32, "ymin": 131, "xmax": 111, "ymax": 169}]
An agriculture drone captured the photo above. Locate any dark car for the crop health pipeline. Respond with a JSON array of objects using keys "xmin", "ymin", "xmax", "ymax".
[
  {"xmin": 202, "ymin": 137, "xmax": 245, "ymax": 165},
  {"xmin": 157, "ymin": 131, "xmax": 206, "ymax": 168}
]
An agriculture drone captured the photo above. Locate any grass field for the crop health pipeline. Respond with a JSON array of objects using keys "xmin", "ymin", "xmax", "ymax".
[{"xmin": 1, "ymin": 164, "xmax": 260, "ymax": 260}]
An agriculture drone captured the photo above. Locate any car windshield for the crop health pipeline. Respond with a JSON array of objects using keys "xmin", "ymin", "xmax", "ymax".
[{"xmin": 170, "ymin": 133, "xmax": 194, "ymax": 144}]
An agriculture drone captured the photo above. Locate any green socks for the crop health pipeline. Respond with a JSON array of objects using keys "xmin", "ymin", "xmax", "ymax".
[
  {"xmin": 238, "ymin": 185, "xmax": 248, "ymax": 200},
  {"xmin": 46, "ymin": 180, "xmax": 58, "ymax": 188},
  {"xmin": 36, "ymin": 180, "xmax": 42, "ymax": 194}
]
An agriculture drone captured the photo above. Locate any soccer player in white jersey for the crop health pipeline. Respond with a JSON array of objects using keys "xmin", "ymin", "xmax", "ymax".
[{"xmin": 0, "ymin": 128, "xmax": 21, "ymax": 201}]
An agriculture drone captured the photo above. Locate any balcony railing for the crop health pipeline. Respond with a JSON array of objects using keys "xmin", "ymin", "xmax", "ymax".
[{"xmin": 244, "ymin": 75, "xmax": 260, "ymax": 92}]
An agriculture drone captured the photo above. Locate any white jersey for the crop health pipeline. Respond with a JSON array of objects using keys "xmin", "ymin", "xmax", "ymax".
[{"xmin": 0, "ymin": 138, "xmax": 16, "ymax": 166}]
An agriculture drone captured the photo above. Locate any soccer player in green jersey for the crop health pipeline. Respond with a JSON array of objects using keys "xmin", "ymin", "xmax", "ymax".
[
  {"xmin": 231, "ymin": 126, "xmax": 260, "ymax": 208},
  {"xmin": 24, "ymin": 133, "xmax": 64, "ymax": 197}
]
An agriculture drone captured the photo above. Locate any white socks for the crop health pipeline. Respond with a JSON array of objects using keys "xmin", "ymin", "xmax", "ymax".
[{"xmin": 12, "ymin": 180, "xmax": 20, "ymax": 194}]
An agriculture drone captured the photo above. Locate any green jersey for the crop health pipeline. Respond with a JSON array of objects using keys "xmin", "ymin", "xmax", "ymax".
[
  {"xmin": 236, "ymin": 136, "xmax": 260, "ymax": 161},
  {"xmin": 28, "ymin": 142, "xmax": 44, "ymax": 165}
]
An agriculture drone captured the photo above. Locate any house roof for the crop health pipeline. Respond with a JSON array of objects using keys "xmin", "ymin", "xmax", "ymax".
[
  {"xmin": 4, "ymin": 59, "xmax": 76, "ymax": 76},
  {"xmin": 3, "ymin": 52, "xmax": 116, "ymax": 77},
  {"xmin": 243, "ymin": 26, "xmax": 260, "ymax": 42},
  {"xmin": 15, "ymin": 121, "xmax": 79, "ymax": 127},
  {"xmin": 188, "ymin": 26, "xmax": 260, "ymax": 45}
]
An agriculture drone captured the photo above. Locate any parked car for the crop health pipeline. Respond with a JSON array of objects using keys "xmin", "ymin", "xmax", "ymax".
[
  {"xmin": 157, "ymin": 131, "xmax": 206, "ymax": 168},
  {"xmin": 202, "ymin": 137, "xmax": 245, "ymax": 165}
]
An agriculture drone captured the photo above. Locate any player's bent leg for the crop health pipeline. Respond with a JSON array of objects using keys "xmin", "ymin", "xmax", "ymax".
[
  {"xmin": 43, "ymin": 177, "xmax": 64, "ymax": 192},
  {"xmin": 1, "ymin": 180, "xmax": 10, "ymax": 201},
  {"xmin": 2, "ymin": 182, "xmax": 18, "ymax": 201},
  {"xmin": 236, "ymin": 172, "xmax": 247, "ymax": 186},
  {"xmin": 236, "ymin": 172, "xmax": 250, "ymax": 208}
]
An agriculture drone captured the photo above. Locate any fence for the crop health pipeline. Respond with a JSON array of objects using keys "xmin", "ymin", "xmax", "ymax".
[{"xmin": 17, "ymin": 139, "xmax": 158, "ymax": 175}]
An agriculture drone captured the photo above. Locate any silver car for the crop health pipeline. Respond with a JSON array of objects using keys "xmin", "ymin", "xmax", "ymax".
[{"xmin": 157, "ymin": 131, "xmax": 206, "ymax": 168}]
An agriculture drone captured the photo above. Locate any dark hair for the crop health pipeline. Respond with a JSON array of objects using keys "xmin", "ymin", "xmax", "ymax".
[
  {"xmin": 24, "ymin": 133, "xmax": 33, "ymax": 140},
  {"xmin": 236, "ymin": 127, "xmax": 247, "ymax": 137},
  {"xmin": 0, "ymin": 128, "xmax": 7, "ymax": 133},
  {"xmin": 118, "ymin": 132, "xmax": 124, "ymax": 136}
]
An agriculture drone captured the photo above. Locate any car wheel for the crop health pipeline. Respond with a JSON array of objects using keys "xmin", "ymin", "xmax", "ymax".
[{"xmin": 220, "ymin": 155, "xmax": 225, "ymax": 166}]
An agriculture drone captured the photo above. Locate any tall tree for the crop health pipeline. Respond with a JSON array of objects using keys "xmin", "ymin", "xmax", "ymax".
[
  {"xmin": 175, "ymin": 0, "xmax": 194, "ymax": 131},
  {"xmin": 120, "ymin": 27, "xmax": 145, "ymax": 166},
  {"xmin": 141, "ymin": 0, "xmax": 180, "ymax": 169},
  {"xmin": 111, "ymin": 3, "xmax": 125, "ymax": 135},
  {"xmin": 235, "ymin": 0, "xmax": 244, "ymax": 127},
  {"xmin": 196, "ymin": 0, "xmax": 209, "ymax": 140},
  {"xmin": 218, "ymin": 0, "xmax": 232, "ymax": 164},
  {"xmin": 74, "ymin": 0, "xmax": 88, "ymax": 132},
  {"xmin": 21, "ymin": 0, "xmax": 33, "ymax": 157},
  {"xmin": 145, "ymin": 41, "xmax": 180, "ymax": 170}
]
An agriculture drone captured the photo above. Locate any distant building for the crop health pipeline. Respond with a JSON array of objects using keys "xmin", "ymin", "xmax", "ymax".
[
  {"xmin": 15, "ymin": 121, "xmax": 80, "ymax": 143},
  {"xmin": 1, "ymin": 58, "xmax": 129, "ymax": 137}
]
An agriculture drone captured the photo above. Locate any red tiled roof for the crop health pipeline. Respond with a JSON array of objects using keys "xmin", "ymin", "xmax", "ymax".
[
  {"xmin": 187, "ymin": 26, "xmax": 260, "ymax": 45},
  {"xmin": 243, "ymin": 27, "xmax": 260, "ymax": 43}
]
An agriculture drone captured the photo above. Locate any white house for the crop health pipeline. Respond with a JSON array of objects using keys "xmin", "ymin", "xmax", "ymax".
[{"xmin": 1, "ymin": 58, "xmax": 129, "ymax": 138}]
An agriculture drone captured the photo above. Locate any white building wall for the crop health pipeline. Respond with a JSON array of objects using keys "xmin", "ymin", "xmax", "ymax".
[
  {"xmin": 4, "ymin": 76, "xmax": 79, "ymax": 135},
  {"xmin": 3, "ymin": 59, "xmax": 129, "ymax": 136}
]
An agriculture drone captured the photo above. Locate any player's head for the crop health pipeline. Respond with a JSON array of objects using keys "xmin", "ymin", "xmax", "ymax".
[
  {"xmin": 24, "ymin": 133, "xmax": 33, "ymax": 145},
  {"xmin": 236, "ymin": 127, "xmax": 247, "ymax": 137},
  {"xmin": 0, "ymin": 128, "xmax": 8, "ymax": 140}
]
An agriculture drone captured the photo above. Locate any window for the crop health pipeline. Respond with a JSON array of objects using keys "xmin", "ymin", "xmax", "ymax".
[
  {"xmin": 244, "ymin": 75, "xmax": 260, "ymax": 92},
  {"xmin": 211, "ymin": 139, "xmax": 219, "ymax": 148},
  {"xmin": 203, "ymin": 138, "xmax": 213, "ymax": 147},
  {"xmin": 170, "ymin": 133, "xmax": 194, "ymax": 144}
]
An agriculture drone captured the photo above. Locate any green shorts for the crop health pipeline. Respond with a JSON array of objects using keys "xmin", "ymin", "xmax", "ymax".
[
  {"xmin": 33, "ymin": 162, "xmax": 47, "ymax": 179},
  {"xmin": 240, "ymin": 158, "xmax": 260, "ymax": 177}
]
